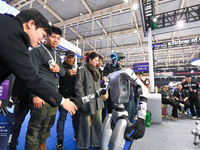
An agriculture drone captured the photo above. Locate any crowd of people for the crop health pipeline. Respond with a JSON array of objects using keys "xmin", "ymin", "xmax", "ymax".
[
  {"xmin": 0, "ymin": 8, "xmax": 144, "ymax": 150},
  {"xmin": 159, "ymin": 75, "xmax": 200, "ymax": 120},
  {"xmin": 0, "ymin": 8, "xmax": 200, "ymax": 150}
]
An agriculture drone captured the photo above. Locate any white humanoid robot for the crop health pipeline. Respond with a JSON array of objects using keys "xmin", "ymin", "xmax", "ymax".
[
  {"xmin": 191, "ymin": 121, "xmax": 200, "ymax": 145},
  {"xmin": 81, "ymin": 68, "xmax": 148, "ymax": 150}
]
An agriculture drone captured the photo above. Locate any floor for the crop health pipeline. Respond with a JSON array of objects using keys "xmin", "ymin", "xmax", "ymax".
[{"xmin": 9, "ymin": 108, "xmax": 200, "ymax": 150}]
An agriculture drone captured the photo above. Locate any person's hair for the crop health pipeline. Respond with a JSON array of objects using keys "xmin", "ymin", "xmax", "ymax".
[
  {"xmin": 16, "ymin": 9, "xmax": 49, "ymax": 30},
  {"xmin": 99, "ymin": 54, "xmax": 103, "ymax": 60},
  {"xmin": 47, "ymin": 26, "xmax": 62, "ymax": 36},
  {"xmin": 145, "ymin": 78, "xmax": 150, "ymax": 82},
  {"xmin": 161, "ymin": 85, "xmax": 168, "ymax": 89},
  {"xmin": 86, "ymin": 52, "xmax": 99, "ymax": 63},
  {"xmin": 139, "ymin": 72, "xmax": 143, "ymax": 76},
  {"xmin": 177, "ymin": 83, "xmax": 182, "ymax": 86}
]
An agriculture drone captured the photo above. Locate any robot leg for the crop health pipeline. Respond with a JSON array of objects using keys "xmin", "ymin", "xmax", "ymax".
[
  {"xmin": 109, "ymin": 119, "xmax": 127, "ymax": 150},
  {"xmin": 100, "ymin": 114, "xmax": 113, "ymax": 150}
]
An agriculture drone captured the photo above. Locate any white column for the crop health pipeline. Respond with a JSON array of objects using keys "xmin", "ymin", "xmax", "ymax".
[{"xmin": 148, "ymin": 28, "xmax": 155, "ymax": 93}]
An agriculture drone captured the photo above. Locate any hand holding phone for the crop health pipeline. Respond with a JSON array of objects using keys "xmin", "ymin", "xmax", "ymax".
[{"xmin": 48, "ymin": 60, "xmax": 55, "ymax": 68}]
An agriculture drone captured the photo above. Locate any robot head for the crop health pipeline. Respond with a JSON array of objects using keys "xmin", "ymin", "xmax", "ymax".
[{"xmin": 110, "ymin": 52, "xmax": 125, "ymax": 67}]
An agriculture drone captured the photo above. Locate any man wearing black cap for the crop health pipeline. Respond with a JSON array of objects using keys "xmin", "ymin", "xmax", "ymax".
[
  {"xmin": 182, "ymin": 75, "xmax": 200, "ymax": 119},
  {"xmin": 56, "ymin": 50, "xmax": 79, "ymax": 150}
]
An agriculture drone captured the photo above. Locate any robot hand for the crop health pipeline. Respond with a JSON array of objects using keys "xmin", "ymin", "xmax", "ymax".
[
  {"xmin": 131, "ymin": 118, "xmax": 145, "ymax": 140},
  {"xmin": 81, "ymin": 88, "xmax": 107, "ymax": 104}
]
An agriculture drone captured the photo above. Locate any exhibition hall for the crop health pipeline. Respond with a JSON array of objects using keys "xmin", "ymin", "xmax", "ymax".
[{"xmin": 0, "ymin": 0, "xmax": 200, "ymax": 150}]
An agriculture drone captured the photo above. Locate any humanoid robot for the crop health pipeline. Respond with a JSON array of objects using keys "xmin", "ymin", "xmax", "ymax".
[
  {"xmin": 81, "ymin": 68, "xmax": 148, "ymax": 150},
  {"xmin": 191, "ymin": 121, "xmax": 200, "ymax": 145}
]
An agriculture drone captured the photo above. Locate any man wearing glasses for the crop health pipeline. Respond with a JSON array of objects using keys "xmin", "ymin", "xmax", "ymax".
[
  {"xmin": 25, "ymin": 26, "xmax": 65, "ymax": 150},
  {"xmin": 0, "ymin": 9, "xmax": 77, "ymax": 112}
]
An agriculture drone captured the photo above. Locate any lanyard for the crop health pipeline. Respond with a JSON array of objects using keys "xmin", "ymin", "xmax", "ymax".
[
  {"xmin": 178, "ymin": 90, "xmax": 182, "ymax": 96},
  {"xmin": 42, "ymin": 44, "xmax": 56, "ymax": 63}
]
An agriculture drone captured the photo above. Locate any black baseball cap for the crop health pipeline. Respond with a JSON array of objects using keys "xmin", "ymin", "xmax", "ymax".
[{"xmin": 65, "ymin": 50, "xmax": 75, "ymax": 56}]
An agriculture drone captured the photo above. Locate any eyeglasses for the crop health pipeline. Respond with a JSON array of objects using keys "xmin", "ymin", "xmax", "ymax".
[
  {"xmin": 93, "ymin": 59, "xmax": 99, "ymax": 63},
  {"xmin": 50, "ymin": 35, "xmax": 61, "ymax": 40}
]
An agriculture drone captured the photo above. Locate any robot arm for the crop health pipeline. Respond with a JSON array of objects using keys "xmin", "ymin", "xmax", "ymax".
[
  {"xmin": 81, "ymin": 73, "xmax": 111, "ymax": 104},
  {"xmin": 120, "ymin": 68, "xmax": 148, "ymax": 120},
  {"xmin": 120, "ymin": 68, "xmax": 148, "ymax": 140}
]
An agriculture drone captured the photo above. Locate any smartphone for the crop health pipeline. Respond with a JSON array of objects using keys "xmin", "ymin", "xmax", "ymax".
[
  {"xmin": 48, "ymin": 60, "xmax": 55, "ymax": 68},
  {"xmin": 72, "ymin": 56, "xmax": 77, "ymax": 71}
]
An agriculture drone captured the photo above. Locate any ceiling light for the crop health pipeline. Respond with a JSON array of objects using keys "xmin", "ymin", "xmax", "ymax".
[
  {"xmin": 48, "ymin": 22, "xmax": 52, "ymax": 26},
  {"xmin": 177, "ymin": 20, "xmax": 184, "ymax": 27},
  {"xmin": 80, "ymin": 12, "xmax": 83, "ymax": 16},
  {"xmin": 133, "ymin": 4, "xmax": 138, "ymax": 10},
  {"xmin": 124, "ymin": 0, "xmax": 129, "ymax": 3},
  {"xmin": 134, "ymin": 30, "xmax": 137, "ymax": 33}
]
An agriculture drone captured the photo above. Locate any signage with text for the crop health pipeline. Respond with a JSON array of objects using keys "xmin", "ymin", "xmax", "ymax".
[
  {"xmin": 133, "ymin": 63, "xmax": 149, "ymax": 72},
  {"xmin": 152, "ymin": 37, "xmax": 200, "ymax": 50},
  {"xmin": 0, "ymin": 80, "xmax": 9, "ymax": 100}
]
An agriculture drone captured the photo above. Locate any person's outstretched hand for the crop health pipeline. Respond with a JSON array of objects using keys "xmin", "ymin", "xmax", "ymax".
[{"xmin": 61, "ymin": 98, "xmax": 78, "ymax": 115}]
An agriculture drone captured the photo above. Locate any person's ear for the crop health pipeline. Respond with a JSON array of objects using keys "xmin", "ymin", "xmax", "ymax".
[{"xmin": 27, "ymin": 20, "xmax": 35, "ymax": 29}]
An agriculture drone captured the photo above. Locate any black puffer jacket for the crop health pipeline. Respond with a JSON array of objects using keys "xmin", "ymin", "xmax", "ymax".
[{"xmin": 59, "ymin": 61, "xmax": 76, "ymax": 98}]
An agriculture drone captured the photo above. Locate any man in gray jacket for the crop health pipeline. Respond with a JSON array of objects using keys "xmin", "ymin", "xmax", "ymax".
[{"xmin": 25, "ymin": 26, "xmax": 65, "ymax": 150}]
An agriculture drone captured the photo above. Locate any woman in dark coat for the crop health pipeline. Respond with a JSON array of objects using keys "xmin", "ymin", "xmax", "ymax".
[{"xmin": 75, "ymin": 52, "xmax": 104, "ymax": 150}]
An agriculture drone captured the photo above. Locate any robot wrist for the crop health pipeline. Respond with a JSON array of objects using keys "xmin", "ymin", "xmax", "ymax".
[{"xmin": 137, "ymin": 101, "xmax": 147, "ymax": 120}]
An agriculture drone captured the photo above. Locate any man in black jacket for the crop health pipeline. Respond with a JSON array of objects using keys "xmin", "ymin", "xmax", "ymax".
[
  {"xmin": 159, "ymin": 85, "xmax": 184, "ymax": 119},
  {"xmin": 0, "ymin": 9, "xmax": 77, "ymax": 113},
  {"xmin": 56, "ymin": 50, "xmax": 79, "ymax": 150},
  {"xmin": 173, "ymin": 83, "xmax": 190, "ymax": 115},
  {"xmin": 182, "ymin": 75, "xmax": 200, "ymax": 119}
]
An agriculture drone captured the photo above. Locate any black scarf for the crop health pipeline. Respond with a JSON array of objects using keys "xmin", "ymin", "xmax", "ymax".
[{"xmin": 86, "ymin": 63, "xmax": 100, "ymax": 82}]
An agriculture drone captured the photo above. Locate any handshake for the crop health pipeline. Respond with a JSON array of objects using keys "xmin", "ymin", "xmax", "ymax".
[{"xmin": 62, "ymin": 89, "xmax": 107, "ymax": 116}]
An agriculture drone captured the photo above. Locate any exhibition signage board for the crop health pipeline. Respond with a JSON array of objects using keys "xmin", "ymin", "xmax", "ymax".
[
  {"xmin": 0, "ymin": 80, "xmax": 9, "ymax": 100},
  {"xmin": 152, "ymin": 37, "xmax": 200, "ymax": 50},
  {"xmin": 0, "ymin": 112, "xmax": 14, "ymax": 150},
  {"xmin": 133, "ymin": 63, "xmax": 149, "ymax": 72},
  {"xmin": 154, "ymin": 72, "xmax": 174, "ymax": 77},
  {"xmin": 154, "ymin": 70, "xmax": 200, "ymax": 77}
]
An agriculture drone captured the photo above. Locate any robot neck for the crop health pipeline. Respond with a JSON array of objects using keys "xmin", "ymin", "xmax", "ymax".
[{"xmin": 114, "ymin": 103, "xmax": 125, "ymax": 111}]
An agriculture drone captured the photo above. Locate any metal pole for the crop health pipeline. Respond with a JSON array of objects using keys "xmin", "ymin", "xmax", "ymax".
[{"xmin": 148, "ymin": 28, "xmax": 155, "ymax": 92}]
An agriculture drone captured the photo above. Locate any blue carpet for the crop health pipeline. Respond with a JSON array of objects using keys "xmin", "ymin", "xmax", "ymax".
[{"xmin": 15, "ymin": 109, "xmax": 132, "ymax": 150}]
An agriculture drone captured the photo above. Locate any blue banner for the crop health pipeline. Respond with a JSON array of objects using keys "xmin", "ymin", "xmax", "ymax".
[
  {"xmin": 0, "ymin": 112, "xmax": 14, "ymax": 150},
  {"xmin": 133, "ymin": 63, "xmax": 149, "ymax": 72}
]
